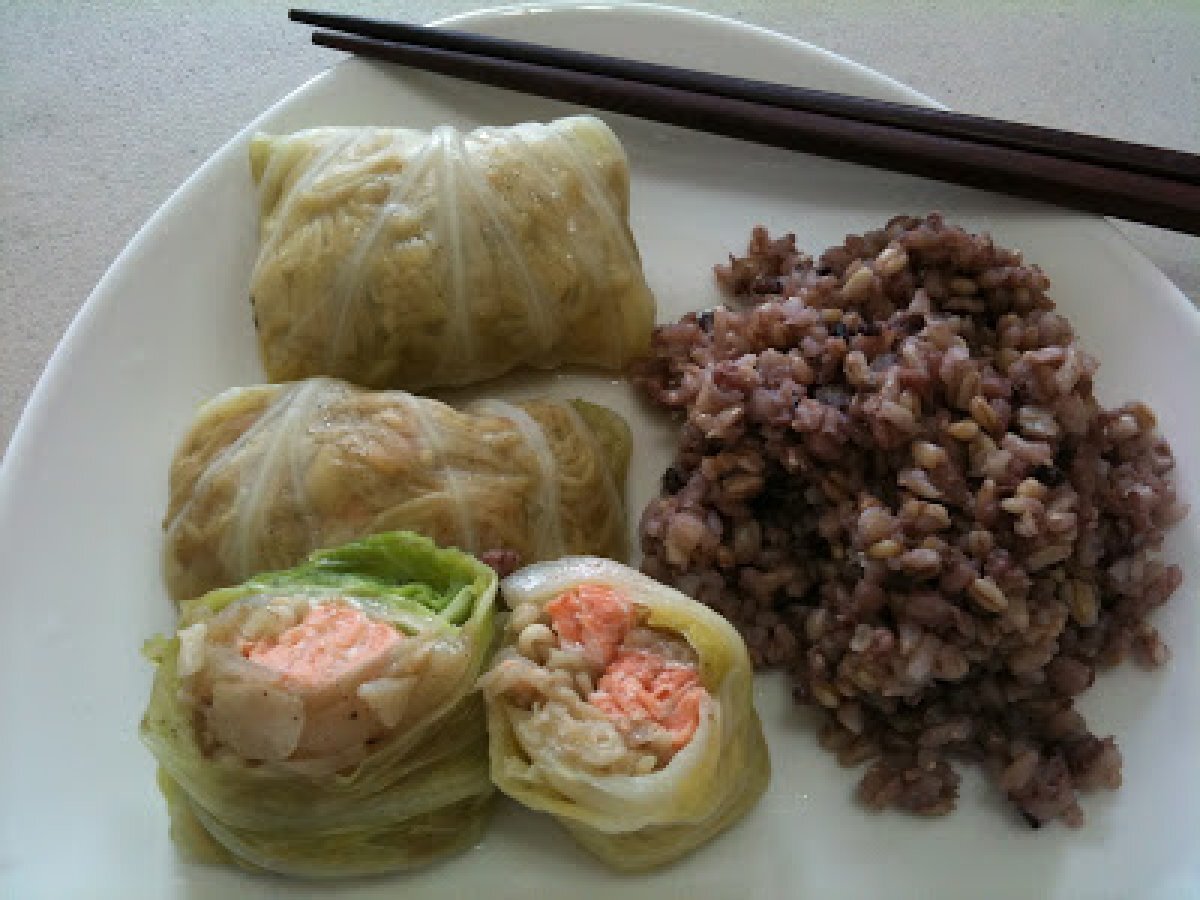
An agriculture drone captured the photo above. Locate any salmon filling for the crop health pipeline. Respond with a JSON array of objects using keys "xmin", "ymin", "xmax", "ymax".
[
  {"xmin": 545, "ymin": 584, "xmax": 633, "ymax": 668},
  {"xmin": 243, "ymin": 604, "xmax": 402, "ymax": 690},
  {"xmin": 590, "ymin": 651, "xmax": 706, "ymax": 756},
  {"xmin": 483, "ymin": 584, "xmax": 709, "ymax": 775},
  {"xmin": 175, "ymin": 595, "xmax": 466, "ymax": 774}
]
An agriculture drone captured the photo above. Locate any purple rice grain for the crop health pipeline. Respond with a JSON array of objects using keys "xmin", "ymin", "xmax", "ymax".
[{"xmin": 636, "ymin": 214, "xmax": 1187, "ymax": 828}]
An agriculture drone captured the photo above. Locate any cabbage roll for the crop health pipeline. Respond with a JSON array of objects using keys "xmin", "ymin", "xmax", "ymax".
[
  {"xmin": 163, "ymin": 378, "xmax": 630, "ymax": 603},
  {"xmin": 140, "ymin": 531, "xmax": 497, "ymax": 876},
  {"xmin": 480, "ymin": 558, "xmax": 769, "ymax": 871},
  {"xmin": 249, "ymin": 115, "xmax": 656, "ymax": 389}
]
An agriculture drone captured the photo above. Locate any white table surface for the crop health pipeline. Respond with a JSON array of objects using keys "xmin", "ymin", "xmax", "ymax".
[{"xmin": 2, "ymin": 0, "xmax": 1197, "ymax": 457}]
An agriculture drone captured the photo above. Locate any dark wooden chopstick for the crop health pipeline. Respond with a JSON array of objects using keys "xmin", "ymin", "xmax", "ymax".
[
  {"xmin": 291, "ymin": 8, "xmax": 1200, "ymax": 188},
  {"xmin": 296, "ymin": 19, "xmax": 1200, "ymax": 235}
]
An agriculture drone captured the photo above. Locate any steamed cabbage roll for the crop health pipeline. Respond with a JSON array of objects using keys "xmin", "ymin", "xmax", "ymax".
[
  {"xmin": 140, "ymin": 532, "xmax": 497, "ymax": 876},
  {"xmin": 163, "ymin": 378, "xmax": 630, "ymax": 603},
  {"xmin": 480, "ymin": 558, "xmax": 769, "ymax": 871},
  {"xmin": 249, "ymin": 115, "xmax": 656, "ymax": 389}
]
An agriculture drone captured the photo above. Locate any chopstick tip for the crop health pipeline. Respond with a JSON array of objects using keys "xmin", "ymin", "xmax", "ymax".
[{"xmin": 289, "ymin": 8, "xmax": 321, "ymax": 25}]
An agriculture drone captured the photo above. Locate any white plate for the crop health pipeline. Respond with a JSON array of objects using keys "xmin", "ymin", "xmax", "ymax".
[{"xmin": 2, "ymin": 4, "xmax": 1198, "ymax": 898}]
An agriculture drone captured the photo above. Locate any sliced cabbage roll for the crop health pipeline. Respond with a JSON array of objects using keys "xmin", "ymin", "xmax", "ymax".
[
  {"xmin": 140, "ymin": 531, "xmax": 497, "ymax": 876},
  {"xmin": 480, "ymin": 557, "xmax": 769, "ymax": 871},
  {"xmin": 248, "ymin": 115, "xmax": 656, "ymax": 389},
  {"xmin": 163, "ymin": 378, "xmax": 629, "ymax": 603}
]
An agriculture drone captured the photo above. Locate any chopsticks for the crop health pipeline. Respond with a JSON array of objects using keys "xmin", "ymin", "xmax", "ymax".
[{"xmin": 290, "ymin": 9, "xmax": 1200, "ymax": 236}]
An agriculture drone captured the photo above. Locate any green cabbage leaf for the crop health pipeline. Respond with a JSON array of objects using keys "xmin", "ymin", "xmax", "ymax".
[{"xmin": 140, "ymin": 531, "xmax": 497, "ymax": 876}]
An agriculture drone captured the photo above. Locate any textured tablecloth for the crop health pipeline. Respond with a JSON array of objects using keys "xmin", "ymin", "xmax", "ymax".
[{"xmin": 2, "ymin": 0, "xmax": 1197, "ymax": 457}]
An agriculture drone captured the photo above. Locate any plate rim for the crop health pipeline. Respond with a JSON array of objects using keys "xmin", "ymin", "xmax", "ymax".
[{"xmin": 432, "ymin": 1, "xmax": 949, "ymax": 109}]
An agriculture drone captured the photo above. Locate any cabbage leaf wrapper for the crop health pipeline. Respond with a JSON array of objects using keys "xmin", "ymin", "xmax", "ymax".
[
  {"xmin": 140, "ymin": 531, "xmax": 498, "ymax": 877},
  {"xmin": 480, "ymin": 557, "xmax": 769, "ymax": 871},
  {"xmin": 249, "ymin": 115, "xmax": 656, "ymax": 389},
  {"xmin": 163, "ymin": 378, "xmax": 630, "ymax": 603}
]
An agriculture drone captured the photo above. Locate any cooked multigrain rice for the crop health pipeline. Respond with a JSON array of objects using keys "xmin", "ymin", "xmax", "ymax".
[{"xmin": 636, "ymin": 214, "xmax": 1186, "ymax": 827}]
